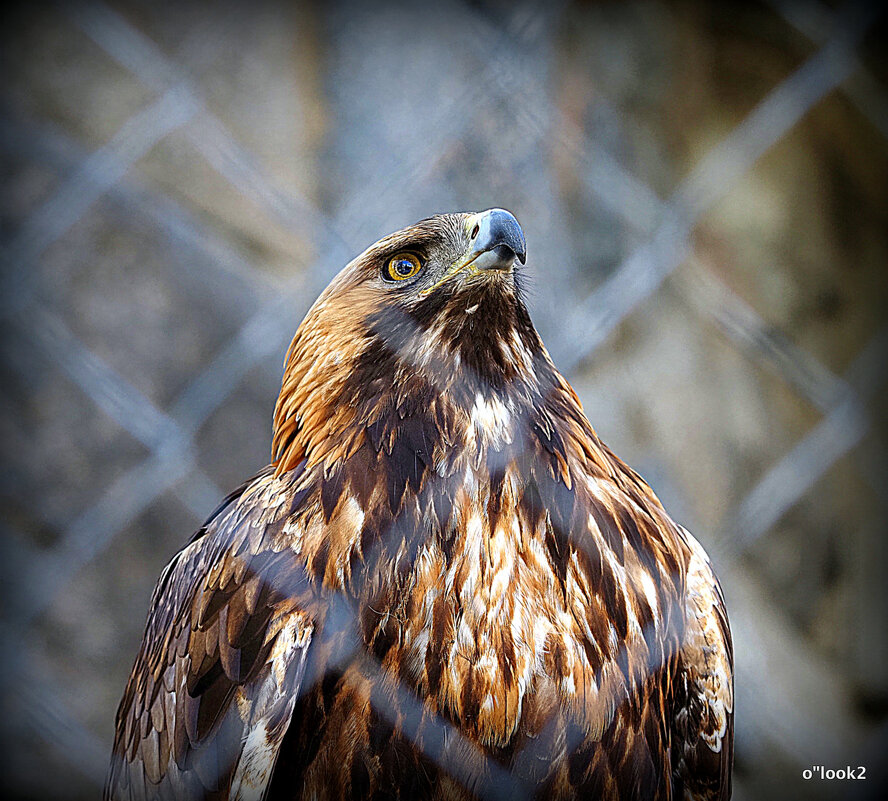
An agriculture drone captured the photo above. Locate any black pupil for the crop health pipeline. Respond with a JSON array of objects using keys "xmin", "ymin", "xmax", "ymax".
[{"xmin": 395, "ymin": 258, "xmax": 414, "ymax": 276}]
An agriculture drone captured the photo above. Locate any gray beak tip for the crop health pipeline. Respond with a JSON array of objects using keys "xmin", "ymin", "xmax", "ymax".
[{"xmin": 471, "ymin": 208, "xmax": 527, "ymax": 267}]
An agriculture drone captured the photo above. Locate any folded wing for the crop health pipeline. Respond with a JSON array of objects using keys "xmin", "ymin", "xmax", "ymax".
[
  {"xmin": 673, "ymin": 528, "xmax": 734, "ymax": 801},
  {"xmin": 106, "ymin": 470, "xmax": 314, "ymax": 801}
]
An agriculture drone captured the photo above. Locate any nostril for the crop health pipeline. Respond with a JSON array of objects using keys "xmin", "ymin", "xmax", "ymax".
[{"xmin": 470, "ymin": 223, "xmax": 480, "ymax": 240}]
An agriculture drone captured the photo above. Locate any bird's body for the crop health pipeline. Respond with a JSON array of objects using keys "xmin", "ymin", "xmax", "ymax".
[{"xmin": 108, "ymin": 210, "xmax": 732, "ymax": 801}]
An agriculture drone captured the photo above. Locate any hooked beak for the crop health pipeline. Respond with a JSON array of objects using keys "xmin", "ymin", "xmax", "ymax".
[
  {"xmin": 466, "ymin": 207, "xmax": 527, "ymax": 269},
  {"xmin": 420, "ymin": 208, "xmax": 526, "ymax": 296}
]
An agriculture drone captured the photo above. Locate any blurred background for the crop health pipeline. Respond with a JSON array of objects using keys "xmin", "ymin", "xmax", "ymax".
[{"xmin": 1, "ymin": 0, "xmax": 886, "ymax": 799}]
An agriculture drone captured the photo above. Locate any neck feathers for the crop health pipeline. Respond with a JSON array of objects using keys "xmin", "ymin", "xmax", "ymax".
[{"xmin": 271, "ymin": 285, "xmax": 635, "ymax": 498}]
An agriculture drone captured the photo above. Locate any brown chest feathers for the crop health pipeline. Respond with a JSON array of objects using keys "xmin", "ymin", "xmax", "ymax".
[{"xmin": 253, "ymin": 360, "xmax": 690, "ymax": 798}]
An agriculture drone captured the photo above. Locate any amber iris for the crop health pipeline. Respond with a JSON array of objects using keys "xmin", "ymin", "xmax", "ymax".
[{"xmin": 386, "ymin": 252, "xmax": 422, "ymax": 281}]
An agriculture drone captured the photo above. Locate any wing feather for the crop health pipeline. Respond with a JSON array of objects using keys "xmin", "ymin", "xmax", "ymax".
[
  {"xmin": 105, "ymin": 467, "xmax": 314, "ymax": 801},
  {"xmin": 672, "ymin": 527, "xmax": 734, "ymax": 801}
]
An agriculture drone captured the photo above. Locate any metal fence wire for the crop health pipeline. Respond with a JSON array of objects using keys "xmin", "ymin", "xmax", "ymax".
[{"xmin": 1, "ymin": 1, "xmax": 887, "ymax": 799}]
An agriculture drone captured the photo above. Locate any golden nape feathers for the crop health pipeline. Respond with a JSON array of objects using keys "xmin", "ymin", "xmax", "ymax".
[{"xmin": 107, "ymin": 209, "xmax": 733, "ymax": 801}]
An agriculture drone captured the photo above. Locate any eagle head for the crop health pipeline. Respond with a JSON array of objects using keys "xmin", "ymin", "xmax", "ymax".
[{"xmin": 272, "ymin": 209, "xmax": 548, "ymax": 474}]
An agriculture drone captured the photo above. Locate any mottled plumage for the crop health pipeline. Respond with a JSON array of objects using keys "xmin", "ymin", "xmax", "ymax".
[{"xmin": 107, "ymin": 209, "xmax": 733, "ymax": 801}]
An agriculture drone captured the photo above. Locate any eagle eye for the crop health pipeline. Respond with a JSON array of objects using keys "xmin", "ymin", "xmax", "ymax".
[{"xmin": 385, "ymin": 252, "xmax": 423, "ymax": 282}]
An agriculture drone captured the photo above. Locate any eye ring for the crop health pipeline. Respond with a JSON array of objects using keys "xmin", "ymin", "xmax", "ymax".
[{"xmin": 385, "ymin": 252, "xmax": 423, "ymax": 282}]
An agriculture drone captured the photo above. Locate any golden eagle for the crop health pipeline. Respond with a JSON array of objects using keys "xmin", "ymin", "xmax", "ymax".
[{"xmin": 107, "ymin": 209, "xmax": 733, "ymax": 800}]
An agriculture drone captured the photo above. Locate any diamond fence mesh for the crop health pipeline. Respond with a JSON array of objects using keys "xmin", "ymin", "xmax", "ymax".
[{"xmin": 1, "ymin": 1, "xmax": 886, "ymax": 799}]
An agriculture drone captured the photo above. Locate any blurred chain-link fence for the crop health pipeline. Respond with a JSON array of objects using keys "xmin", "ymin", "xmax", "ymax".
[{"xmin": 1, "ymin": 1, "xmax": 887, "ymax": 799}]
